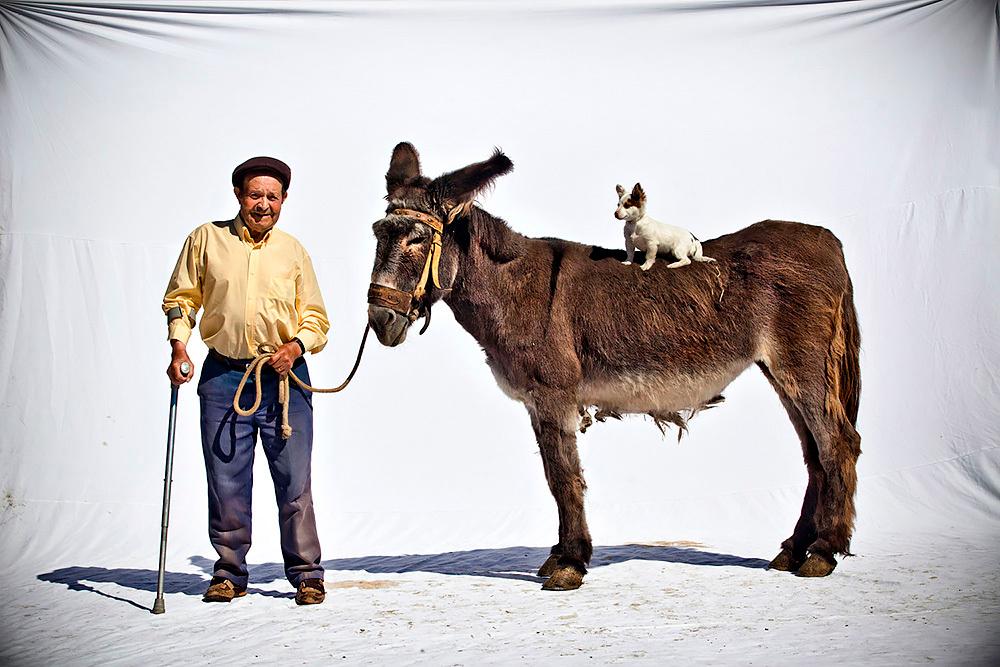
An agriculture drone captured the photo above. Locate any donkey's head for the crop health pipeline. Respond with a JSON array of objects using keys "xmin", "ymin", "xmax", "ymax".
[{"xmin": 367, "ymin": 142, "xmax": 514, "ymax": 346}]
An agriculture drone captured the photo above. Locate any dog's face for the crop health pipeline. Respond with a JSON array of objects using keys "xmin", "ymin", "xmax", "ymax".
[{"xmin": 615, "ymin": 183, "xmax": 646, "ymax": 221}]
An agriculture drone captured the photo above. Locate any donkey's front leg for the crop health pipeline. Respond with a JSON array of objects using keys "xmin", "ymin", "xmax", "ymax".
[
  {"xmin": 533, "ymin": 421, "xmax": 565, "ymax": 580},
  {"xmin": 531, "ymin": 402, "xmax": 592, "ymax": 591}
]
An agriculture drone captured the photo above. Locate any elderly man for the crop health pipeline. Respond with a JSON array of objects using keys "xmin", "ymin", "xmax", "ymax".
[{"xmin": 163, "ymin": 156, "xmax": 330, "ymax": 605}]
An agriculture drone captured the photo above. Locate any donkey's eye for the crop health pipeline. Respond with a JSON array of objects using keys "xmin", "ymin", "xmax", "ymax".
[{"xmin": 406, "ymin": 236, "xmax": 426, "ymax": 247}]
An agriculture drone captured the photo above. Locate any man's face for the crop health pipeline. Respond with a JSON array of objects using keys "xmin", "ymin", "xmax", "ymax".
[{"xmin": 235, "ymin": 174, "xmax": 287, "ymax": 235}]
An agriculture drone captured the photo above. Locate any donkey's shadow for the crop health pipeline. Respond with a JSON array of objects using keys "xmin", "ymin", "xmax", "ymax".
[
  {"xmin": 37, "ymin": 544, "xmax": 769, "ymax": 610},
  {"xmin": 234, "ymin": 544, "xmax": 769, "ymax": 585}
]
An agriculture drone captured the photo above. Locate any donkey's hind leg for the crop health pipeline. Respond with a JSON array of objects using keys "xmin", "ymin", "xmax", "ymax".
[
  {"xmin": 529, "ymin": 400, "xmax": 593, "ymax": 591},
  {"xmin": 763, "ymin": 358, "xmax": 860, "ymax": 577},
  {"xmin": 793, "ymin": 400, "xmax": 861, "ymax": 577},
  {"xmin": 758, "ymin": 362, "xmax": 823, "ymax": 572}
]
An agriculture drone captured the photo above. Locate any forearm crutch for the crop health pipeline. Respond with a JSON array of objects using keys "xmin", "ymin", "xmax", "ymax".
[{"xmin": 152, "ymin": 361, "xmax": 189, "ymax": 615}]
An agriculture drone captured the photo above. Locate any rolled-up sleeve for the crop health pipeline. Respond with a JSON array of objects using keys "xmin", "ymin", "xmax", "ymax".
[
  {"xmin": 294, "ymin": 249, "xmax": 330, "ymax": 353},
  {"xmin": 162, "ymin": 232, "xmax": 203, "ymax": 345}
]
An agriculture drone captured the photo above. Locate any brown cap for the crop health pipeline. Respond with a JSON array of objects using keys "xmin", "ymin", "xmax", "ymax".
[{"xmin": 232, "ymin": 156, "xmax": 291, "ymax": 191}]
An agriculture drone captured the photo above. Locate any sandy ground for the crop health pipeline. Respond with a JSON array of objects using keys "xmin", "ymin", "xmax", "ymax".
[{"xmin": 2, "ymin": 529, "xmax": 998, "ymax": 665}]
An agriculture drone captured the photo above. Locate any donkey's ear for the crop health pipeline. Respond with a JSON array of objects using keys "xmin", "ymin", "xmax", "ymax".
[
  {"xmin": 431, "ymin": 148, "xmax": 514, "ymax": 210},
  {"xmin": 616, "ymin": 184, "xmax": 625, "ymax": 197},
  {"xmin": 632, "ymin": 182, "xmax": 645, "ymax": 202},
  {"xmin": 386, "ymin": 142, "xmax": 423, "ymax": 195}
]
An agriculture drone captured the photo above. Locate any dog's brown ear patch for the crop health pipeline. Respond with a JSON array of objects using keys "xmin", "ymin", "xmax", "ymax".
[{"xmin": 632, "ymin": 182, "xmax": 646, "ymax": 202}]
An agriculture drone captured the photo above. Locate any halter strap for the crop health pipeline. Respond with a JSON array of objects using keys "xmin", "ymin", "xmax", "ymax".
[
  {"xmin": 392, "ymin": 208, "xmax": 445, "ymax": 234},
  {"xmin": 390, "ymin": 208, "xmax": 451, "ymax": 298},
  {"xmin": 367, "ymin": 207, "xmax": 459, "ymax": 331}
]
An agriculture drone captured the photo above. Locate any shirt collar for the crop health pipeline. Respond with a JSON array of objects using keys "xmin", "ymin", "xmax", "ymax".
[{"xmin": 234, "ymin": 213, "xmax": 274, "ymax": 246}]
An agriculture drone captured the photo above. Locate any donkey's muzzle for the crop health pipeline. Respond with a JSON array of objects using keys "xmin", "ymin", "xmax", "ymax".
[
  {"xmin": 368, "ymin": 304, "xmax": 410, "ymax": 347},
  {"xmin": 367, "ymin": 282, "xmax": 415, "ymax": 346}
]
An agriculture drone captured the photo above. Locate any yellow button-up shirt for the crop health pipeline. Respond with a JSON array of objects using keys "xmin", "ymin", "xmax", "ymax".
[{"xmin": 162, "ymin": 215, "xmax": 330, "ymax": 359}]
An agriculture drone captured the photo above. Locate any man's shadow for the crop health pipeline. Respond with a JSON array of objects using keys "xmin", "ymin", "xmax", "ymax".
[{"xmin": 37, "ymin": 543, "xmax": 769, "ymax": 612}]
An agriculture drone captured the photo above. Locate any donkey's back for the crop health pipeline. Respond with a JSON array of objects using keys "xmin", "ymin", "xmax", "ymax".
[{"xmin": 537, "ymin": 220, "xmax": 854, "ymax": 416}]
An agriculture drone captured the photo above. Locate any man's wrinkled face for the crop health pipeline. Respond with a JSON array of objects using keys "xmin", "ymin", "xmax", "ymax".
[{"xmin": 236, "ymin": 174, "xmax": 287, "ymax": 236}]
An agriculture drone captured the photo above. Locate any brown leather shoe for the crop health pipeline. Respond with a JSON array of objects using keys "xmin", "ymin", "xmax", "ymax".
[
  {"xmin": 295, "ymin": 578, "xmax": 326, "ymax": 605},
  {"xmin": 203, "ymin": 576, "xmax": 247, "ymax": 603}
]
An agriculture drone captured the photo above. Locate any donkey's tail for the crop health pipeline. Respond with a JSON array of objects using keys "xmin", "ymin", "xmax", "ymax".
[
  {"xmin": 822, "ymin": 265, "xmax": 861, "ymax": 430},
  {"xmin": 836, "ymin": 280, "xmax": 861, "ymax": 427}
]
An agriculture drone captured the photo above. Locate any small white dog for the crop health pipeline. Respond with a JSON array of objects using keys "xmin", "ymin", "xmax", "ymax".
[{"xmin": 615, "ymin": 183, "xmax": 715, "ymax": 271}]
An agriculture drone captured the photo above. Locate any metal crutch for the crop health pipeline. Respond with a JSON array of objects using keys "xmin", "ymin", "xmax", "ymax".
[{"xmin": 152, "ymin": 361, "xmax": 190, "ymax": 615}]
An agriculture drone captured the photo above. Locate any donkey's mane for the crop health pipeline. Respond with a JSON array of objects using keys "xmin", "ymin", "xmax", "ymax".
[
  {"xmin": 458, "ymin": 204, "xmax": 649, "ymax": 266},
  {"xmin": 456, "ymin": 202, "xmax": 724, "ymax": 305},
  {"xmin": 454, "ymin": 205, "xmax": 528, "ymax": 263}
]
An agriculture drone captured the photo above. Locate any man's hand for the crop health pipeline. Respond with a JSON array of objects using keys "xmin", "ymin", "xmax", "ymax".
[
  {"xmin": 168, "ymin": 340, "xmax": 195, "ymax": 385},
  {"xmin": 267, "ymin": 340, "xmax": 303, "ymax": 377}
]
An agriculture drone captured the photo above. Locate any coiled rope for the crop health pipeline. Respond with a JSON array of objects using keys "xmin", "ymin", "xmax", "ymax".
[{"xmin": 232, "ymin": 324, "xmax": 371, "ymax": 439}]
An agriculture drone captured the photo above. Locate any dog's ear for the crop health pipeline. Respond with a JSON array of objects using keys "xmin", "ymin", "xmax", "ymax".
[
  {"xmin": 616, "ymin": 184, "xmax": 625, "ymax": 197},
  {"xmin": 386, "ymin": 142, "xmax": 423, "ymax": 196},
  {"xmin": 632, "ymin": 182, "xmax": 646, "ymax": 203}
]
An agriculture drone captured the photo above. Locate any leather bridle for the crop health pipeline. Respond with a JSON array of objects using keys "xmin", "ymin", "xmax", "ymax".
[{"xmin": 367, "ymin": 207, "xmax": 455, "ymax": 334}]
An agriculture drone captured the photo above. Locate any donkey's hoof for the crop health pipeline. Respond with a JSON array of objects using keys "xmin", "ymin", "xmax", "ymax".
[
  {"xmin": 541, "ymin": 566, "xmax": 584, "ymax": 591},
  {"xmin": 767, "ymin": 548, "xmax": 803, "ymax": 572},
  {"xmin": 537, "ymin": 554, "xmax": 561, "ymax": 578},
  {"xmin": 795, "ymin": 552, "xmax": 837, "ymax": 577}
]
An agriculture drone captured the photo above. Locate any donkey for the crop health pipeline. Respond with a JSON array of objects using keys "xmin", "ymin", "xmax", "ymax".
[{"xmin": 367, "ymin": 143, "xmax": 861, "ymax": 591}]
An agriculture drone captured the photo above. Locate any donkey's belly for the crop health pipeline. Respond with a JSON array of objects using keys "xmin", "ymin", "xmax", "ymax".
[{"xmin": 579, "ymin": 362, "xmax": 748, "ymax": 414}]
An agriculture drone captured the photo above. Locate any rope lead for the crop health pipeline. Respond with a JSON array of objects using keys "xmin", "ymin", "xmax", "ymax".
[{"xmin": 232, "ymin": 324, "xmax": 371, "ymax": 438}]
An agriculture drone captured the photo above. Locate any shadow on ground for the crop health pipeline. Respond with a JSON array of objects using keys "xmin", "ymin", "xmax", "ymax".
[{"xmin": 37, "ymin": 543, "xmax": 769, "ymax": 612}]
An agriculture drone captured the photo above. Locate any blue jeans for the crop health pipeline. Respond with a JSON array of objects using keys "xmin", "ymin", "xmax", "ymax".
[{"xmin": 197, "ymin": 352, "xmax": 322, "ymax": 588}]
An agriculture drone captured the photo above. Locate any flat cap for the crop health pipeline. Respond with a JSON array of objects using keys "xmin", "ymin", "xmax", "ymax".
[{"xmin": 232, "ymin": 156, "xmax": 291, "ymax": 190}]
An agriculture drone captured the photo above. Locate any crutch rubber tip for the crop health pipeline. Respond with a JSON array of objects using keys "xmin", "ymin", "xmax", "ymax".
[{"xmin": 152, "ymin": 598, "xmax": 165, "ymax": 614}]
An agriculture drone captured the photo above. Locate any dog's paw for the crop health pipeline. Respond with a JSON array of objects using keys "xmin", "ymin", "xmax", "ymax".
[
  {"xmin": 640, "ymin": 263, "xmax": 654, "ymax": 271},
  {"xmin": 621, "ymin": 261, "xmax": 632, "ymax": 266}
]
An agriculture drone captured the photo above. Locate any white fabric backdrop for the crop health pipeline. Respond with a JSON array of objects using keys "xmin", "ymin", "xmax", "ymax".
[{"xmin": 1, "ymin": 0, "xmax": 998, "ymax": 576}]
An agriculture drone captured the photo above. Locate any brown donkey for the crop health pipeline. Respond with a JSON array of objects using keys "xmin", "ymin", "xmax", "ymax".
[{"xmin": 367, "ymin": 143, "xmax": 861, "ymax": 590}]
